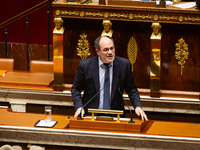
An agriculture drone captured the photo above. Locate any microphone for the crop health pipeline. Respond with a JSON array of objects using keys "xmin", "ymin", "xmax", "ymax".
[
  {"xmin": 77, "ymin": 78, "xmax": 109, "ymax": 120},
  {"xmin": 117, "ymin": 78, "xmax": 135, "ymax": 123}
]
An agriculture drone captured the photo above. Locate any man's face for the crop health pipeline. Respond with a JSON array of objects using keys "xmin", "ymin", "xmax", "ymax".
[{"xmin": 96, "ymin": 37, "xmax": 115, "ymax": 64}]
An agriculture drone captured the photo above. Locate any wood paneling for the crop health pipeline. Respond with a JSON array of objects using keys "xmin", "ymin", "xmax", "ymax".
[
  {"xmin": 62, "ymin": 18, "xmax": 200, "ymax": 92},
  {"xmin": 161, "ymin": 23, "xmax": 200, "ymax": 92}
]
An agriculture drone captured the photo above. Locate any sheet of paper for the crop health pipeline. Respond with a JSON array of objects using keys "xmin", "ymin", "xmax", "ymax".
[
  {"xmin": 172, "ymin": 2, "xmax": 196, "ymax": 9},
  {"xmin": 35, "ymin": 120, "xmax": 57, "ymax": 127}
]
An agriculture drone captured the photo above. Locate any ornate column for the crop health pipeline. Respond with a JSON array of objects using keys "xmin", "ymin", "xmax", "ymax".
[
  {"xmin": 53, "ymin": 18, "xmax": 64, "ymax": 91},
  {"xmin": 150, "ymin": 22, "xmax": 162, "ymax": 97}
]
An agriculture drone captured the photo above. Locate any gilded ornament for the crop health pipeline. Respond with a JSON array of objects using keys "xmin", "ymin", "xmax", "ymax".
[
  {"xmin": 154, "ymin": 15, "xmax": 158, "ymax": 21},
  {"xmin": 77, "ymin": 33, "xmax": 91, "ymax": 60},
  {"xmin": 148, "ymin": 15, "xmax": 153, "ymax": 19},
  {"xmin": 80, "ymin": 11, "xmax": 85, "ymax": 17},
  {"xmin": 174, "ymin": 16, "xmax": 178, "ymax": 20},
  {"xmin": 101, "ymin": 20, "xmax": 113, "ymax": 37},
  {"xmin": 167, "ymin": 16, "xmax": 170, "ymax": 20},
  {"xmin": 53, "ymin": 18, "xmax": 64, "ymax": 34},
  {"xmin": 151, "ymin": 22, "xmax": 162, "ymax": 39},
  {"xmin": 175, "ymin": 38, "xmax": 189, "ymax": 76},
  {"xmin": 192, "ymin": 18, "xmax": 195, "ymax": 22},
  {"xmin": 179, "ymin": 16, "xmax": 184, "ymax": 22},
  {"xmin": 55, "ymin": 10, "xmax": 61, "ymax": 16},
  {"xmin": 104, "ymin": 13, "xmax": 109, "ymax": 18},
  {"xmin": 127, "ymin": 36, "xmax": 138, "ymax": 72},
  {"xmin": 129, "ymin": 14, "xmax": 134, "ymax": 20}
]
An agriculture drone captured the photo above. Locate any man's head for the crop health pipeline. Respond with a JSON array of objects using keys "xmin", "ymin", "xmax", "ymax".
[{"xmin": 94, "ymin": 36, "xmax": 115, "ymax": 64}]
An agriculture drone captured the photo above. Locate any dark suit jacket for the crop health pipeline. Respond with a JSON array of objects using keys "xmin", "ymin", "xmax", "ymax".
[{"xmin": 71, "ymin": 55, "xmax": 142, "ymax": 114}]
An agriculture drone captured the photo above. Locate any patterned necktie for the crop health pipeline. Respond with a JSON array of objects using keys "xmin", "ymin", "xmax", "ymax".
[{"xmin": 102, "ymin": 63, "xmax": 111, "ymax": 109}]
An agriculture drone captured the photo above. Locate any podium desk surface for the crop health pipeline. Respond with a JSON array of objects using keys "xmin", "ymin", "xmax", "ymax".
[
  {"xmin": 0, "ymin": 108, "xmax": 200, "ymax": 149},
  {"xmin": 0, "ymin": 108, "xmax": 200, "ymax": 137}
]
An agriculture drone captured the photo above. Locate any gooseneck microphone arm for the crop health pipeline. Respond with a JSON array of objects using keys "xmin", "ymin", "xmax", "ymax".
[
  {"xmin": 77, "ymin": 78, "xmax": 108, "ymax": 120},
  {"xmin": 117, "ymin": 79, "xmax": 135, "ymax": 123}
]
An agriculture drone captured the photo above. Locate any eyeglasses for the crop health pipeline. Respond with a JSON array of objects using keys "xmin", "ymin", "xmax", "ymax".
[{"xmin": 102, "ymin": 46, "xmax": 115, "ymax": 53}]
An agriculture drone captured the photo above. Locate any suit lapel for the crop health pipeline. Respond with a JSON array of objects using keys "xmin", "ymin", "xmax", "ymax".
[
  {"xmin": 92, "ymin": 56, "xmax": 99, "ymax": 94},
  {"xmin": 111, "ymin": 57, "xmax": 119, "ymax": 100}
]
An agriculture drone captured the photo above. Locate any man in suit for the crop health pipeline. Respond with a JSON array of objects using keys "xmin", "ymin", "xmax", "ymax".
[{"xmin": 71, "ymin": 36, "xmax": 148, "ymax": 121}]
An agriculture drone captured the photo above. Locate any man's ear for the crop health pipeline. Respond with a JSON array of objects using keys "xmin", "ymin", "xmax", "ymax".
[{"xmin": 95, "ymin": 49, "xmax": 100, "ymax": 56}]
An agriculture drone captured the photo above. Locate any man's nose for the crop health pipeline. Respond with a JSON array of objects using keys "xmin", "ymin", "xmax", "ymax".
[{"xmin": 108, "ymin": 49, "xmax": 112, "ymax": 53}]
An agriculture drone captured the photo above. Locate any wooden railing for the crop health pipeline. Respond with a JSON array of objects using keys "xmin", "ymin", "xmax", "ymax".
[{"xmin": 0, "ymin": 0, "xmax": 54, "ymax": 70}]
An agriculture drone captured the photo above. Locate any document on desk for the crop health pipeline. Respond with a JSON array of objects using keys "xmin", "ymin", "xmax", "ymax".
[
  {"xmin": 172, "ymin": 2, "xmax": 196, "ymax": 9},
  {"xmin": 34, "ymin": 119, "xmax": 57, "ymax": 127}
]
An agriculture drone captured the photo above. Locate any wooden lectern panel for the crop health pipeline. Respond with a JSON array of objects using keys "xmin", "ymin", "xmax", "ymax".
[{"xmin": 67, "ymin": 117, "xmax": 149, "ymax": 133}]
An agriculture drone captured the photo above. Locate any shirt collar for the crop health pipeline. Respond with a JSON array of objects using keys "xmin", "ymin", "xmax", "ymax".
[{"xmin": 98, "ymin": 56, "xmax": 113, "ymax": 69}]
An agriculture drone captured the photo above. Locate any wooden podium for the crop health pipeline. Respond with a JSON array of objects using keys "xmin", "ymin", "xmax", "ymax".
[
  {"xmin": 67, "ymin": 117, "xmax": 149, "ymax": 133},
  {"xmin": 66, "ymin": 109, "xmax": 149, "ymax": 133}
]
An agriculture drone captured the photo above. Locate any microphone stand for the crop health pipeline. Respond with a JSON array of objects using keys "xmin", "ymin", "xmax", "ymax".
[
  {"xmin": 77, "ymin": 110, "xmax": 83, "ymax": 120},
  {"xmin": 117, "ymin": 80, "xmax": 135, "ymax": 123},
  {"xmin": 77, "ymin": 78, "xmax": 108, "ymax": 120}
]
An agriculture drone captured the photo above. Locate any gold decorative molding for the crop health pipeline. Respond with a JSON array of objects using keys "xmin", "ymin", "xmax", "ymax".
[
  {"xmin": 127, "ymin": 36, "xmax": 138, "ymax": 72},
  {"xmin": 158, "ymin": 15, "xmax": 178, "ymax": 21},
  {"xmin": 60, "ymin": 10, "xmax": 78, "ymax": 16},
  {"xmin": 129, "ymin": 14, "xmax": 134, "ymax": 19},
  {"xmin": 77, "ymin": 33, "xmax": 91, "ymax": 60},
  {"xmin": 55, "ymin": 10, "xmax": 61, "ymax": 16},
  {"xmin": 184, "ymin": 17, "xmax": 200, "ymax": 22},
  {"xmin": 104, "ymin": 12, "xmax": 109, "ymax": 18},
  {"xmin": 175, "ymin": 38, "xmax": 189, "ymax": 76},
  {"xmin": 109, "ymin": 13, "xmax": 129, "ymax": 18},
  {"xmin": 55, "ymin": 10, "xmax": 200, "ymax": 24},
  {"xmin": 80, "ymin": 11, "xmax": 85, "ymax": 17}
]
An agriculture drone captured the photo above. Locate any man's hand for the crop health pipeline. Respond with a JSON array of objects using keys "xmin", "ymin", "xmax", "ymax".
[
  {"xmin": 74, "ymin": 108, "xmax": 85, "ymax": 117},
  {"xmin": 135, "ymin": 107, "xmax": 148, "ymax": 121}
]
